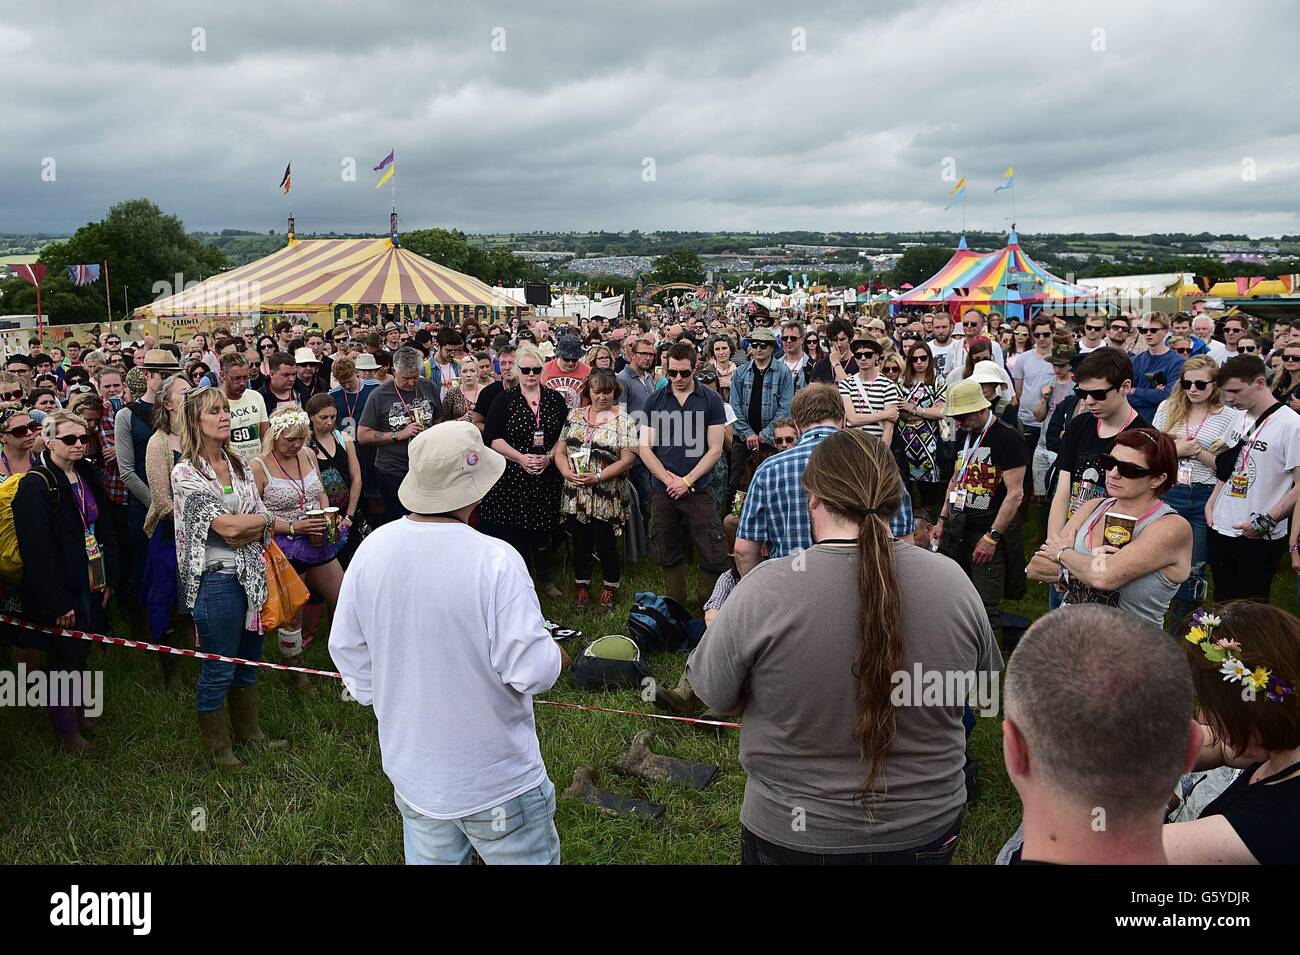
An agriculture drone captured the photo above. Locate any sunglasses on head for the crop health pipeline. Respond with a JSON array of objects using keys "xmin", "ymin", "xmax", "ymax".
[
  {"xmin": 1181, "ymin": 379, "xmax": 1211, "ymax": 391},
  {"xmin": 1098, "ymin": 453, "xmax": 1153, "ymax": 479},
  {"xmin": 54, "ymin": 433, "xmax": 92, "ymax": 447},
  {"xmin": 666, "ymin": 368, "xmax": 694, "ymax": 378},
  {"xmin": 1075, "ymin": 385, "xmax": 1116, "ymax": 401},
  {"xmin": 3, "ymin": 422, "xmax": 35, "ymax": 437}
]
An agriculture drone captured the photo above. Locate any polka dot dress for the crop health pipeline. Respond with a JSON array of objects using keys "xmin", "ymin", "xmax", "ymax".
[{"xmin": 478, "ymin": 388, "xmax": 567, "ymax": 531}]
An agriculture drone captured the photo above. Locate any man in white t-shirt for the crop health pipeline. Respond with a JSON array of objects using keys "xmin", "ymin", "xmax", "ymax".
[
  {"xmin": 1207, "ymin": 355, "xmax": 1300, "ymax": 604},
  {"xmin": 220, "ymin": 352, "xmax": 267, "ymax": 464},
  {"xmin": 927, "ymin": 313, "xmax": 959, "ymax": 380},
  {"xmin": 330, "ymin": 421, "xmax": 567, "ymax": 864},
  {"xmin": 1076, "ymin": 317, "xmax": 1106, "ymax": 354}
]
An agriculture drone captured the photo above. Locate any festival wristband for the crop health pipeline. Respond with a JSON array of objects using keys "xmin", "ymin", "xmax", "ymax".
[{"xmin": 981, "ymin": 534, "xmax": 999, "ymax": 547}]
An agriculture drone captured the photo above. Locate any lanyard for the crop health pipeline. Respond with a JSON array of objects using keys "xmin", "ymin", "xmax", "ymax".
[
  {"xmin": 1235, "ymin": 403, "xmax": 1281, "ymax": 473},
  {"xmin": 1084, "ymin": 498, "xmax": 1163, "ymax": 549},
  {"xmin": 1184, "ymin": 407, "xmax": 1211, "ymax": 444},
  {"xmin": 394, "ymin": 384, "xmax": 417, "ymax": 418},
  {"xmin": 274, "ymin": 451, "xmax": 307, "ymax": 512},
  {"xmin": 1099, "ymin": 408, "xmax": 1136, "ymax": 438},
  {"xmin": 340, "ymin": 384, "xmax": 361, "ymax": 422},
  {"xmin": 71, "ymin": 480, "xmax": 92, "ymax": 530},
  {"xmin": 957, "ymin": 414, "xmax": 995, "ymax": 485},
  {"xmin": 524, "ymin": 391, "xmax": 543, "ymax": 430}
]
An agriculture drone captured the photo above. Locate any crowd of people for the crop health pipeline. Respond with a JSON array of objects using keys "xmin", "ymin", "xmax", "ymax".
[{"xmin": 1, "ymin": 303, "xmax": 1297, "ymax": 866}]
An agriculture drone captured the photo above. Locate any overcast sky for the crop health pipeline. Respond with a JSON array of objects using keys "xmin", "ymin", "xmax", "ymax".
[{"xmin": 3, "ymin": 0, "xmax": 1298, "ymax": 237}]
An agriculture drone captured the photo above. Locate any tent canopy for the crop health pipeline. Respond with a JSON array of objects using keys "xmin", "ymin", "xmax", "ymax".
[
  {"xmin": 134, "ymin": 238, "xmax": 525, "ymax": 319},
  {"xmin": 893, "ymin": 230, "xmax": 1095, "ymax": 306}
]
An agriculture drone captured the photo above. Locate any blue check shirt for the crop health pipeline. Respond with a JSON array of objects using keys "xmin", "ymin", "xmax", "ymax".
[{"xmin": 737, "ymin": 426, "xmax": 913, "ymax": 558}]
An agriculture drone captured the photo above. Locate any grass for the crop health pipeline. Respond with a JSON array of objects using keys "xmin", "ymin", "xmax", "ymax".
[{"xmin": 1, "ymin": 514, "xmax": 1295, "ymax": 864}]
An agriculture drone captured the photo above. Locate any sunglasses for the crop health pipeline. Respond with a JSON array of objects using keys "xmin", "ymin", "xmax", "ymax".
[
  {"xmin": 1173, "ymin": 347, "xmax": 1192, "ymax": 355},
  {"xmin": 780, "ymin": 335, "xmax": 800, "ymax": 342},
  {"xmin": 1085, "ymin": 325, "xmax": 1104, "ymax": 333},
  {"xmin": 911, "ymin": 354, "xmax": 929, "ymax": 362},
  {"xmin": 1075, "ymin": 385, "xmax": 1116, "ymax": 401},
  {"xmin": 1, "ymin": 390, "xmax": 22, "ymax": 401},
  {"xmin": 517, "ymin": 366, "xmax": 542, "ymax": 375},
  {"xmin": 1109, "ymin": 325, "xmax": 1130, "ymax": 333},
  {"xmin": 854, "ymin": 350, "xmax": 878, "ymax": 361},
  {"xmin": 1032, "ymin": 331, "xmax": 1053, "ymax": 338},
  {"xmin": 961, "ymin": 321, "xmax": 981, "ymax": 328},
  {"xmin": 1139, "ymin": 327, "xmax": 1161, "ymax": 334},
  {"xmin": 774, "ymin": 436, "xmax": 797, "ymax": 447},
  {"xmin": 750, "ymin": 341, "xmax": 774, "ymax": 348},
  {"xmin": 53, "ymin": 433, "xmax": 92, "ymax": 446},
  {"xmin": 1181, "ymin": 379, "xmax": 1211, "ymax": 391},
  {"xmin": 666, "ymin": 368, "xmax": 694, "ymax": 379},
  {"xmin": 1284, "ymin": 354, "xmax": 1300, "ymax": 362},
  {"xmin": 1098, "ymin": 453, "xmax": 1153, "ymax": 479},
  {"xmin": 1240, "ymin": 346, "xmax": 1257, "ymax": 353},
  {"xmin": 3, "ymin": 423, "xmax": 36, "ymax": 437}
]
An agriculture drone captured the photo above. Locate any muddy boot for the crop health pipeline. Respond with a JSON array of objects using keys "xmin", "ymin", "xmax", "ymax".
[
  {"xmin": 157, "ymin": 650, "xmax": 183, "ymax": 691},
  {"xmin": 663, "ymin": 564, "xmax": 688, "ymax": 608},
  {"xmin": 196, "ymin": 707, "xmax": 243, "ymax": 768},
  {"xmin": 651, "ymin": 671, "xmax": 702, "ymax": 717},
  {"xmin": 614, "ymin": 731, "xmax": 719, "ymax": 789},
  {"xmin": 227, "ymin": 685, "xmax": 288, "ymax": 749},
  {"xmin": 50, "ymin": 705, "xmax": 94, "ymax": 753},
  {"xmin": 693, "ymin": 570, "xmax": 720, "ymax": 611},
  {"xmin": 563, "ymin": 767, "xmax": 665, "ymax": 819}
]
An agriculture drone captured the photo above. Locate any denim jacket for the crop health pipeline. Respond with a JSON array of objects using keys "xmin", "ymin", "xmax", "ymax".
[{"xmin": 729, "ymin": 359, "xmax": 794, "ymax": 444}]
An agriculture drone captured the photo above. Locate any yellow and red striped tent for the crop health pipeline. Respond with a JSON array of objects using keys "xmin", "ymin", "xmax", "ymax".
[{"xmin": 133, "ymin": 239, "xmax": 526, "ymax": 321}]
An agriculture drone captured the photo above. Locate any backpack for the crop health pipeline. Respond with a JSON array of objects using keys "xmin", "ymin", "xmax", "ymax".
[
  {"xmin": 0, "ymin": 466, "xmax": 59, "ymax": 583},
  {"xmin": 569, "ymin": 635, "xmax": 648, "ymax": 691},
  {"xmin": 627, "ymin": 592, "xmax": 702, "ymax": 652}
]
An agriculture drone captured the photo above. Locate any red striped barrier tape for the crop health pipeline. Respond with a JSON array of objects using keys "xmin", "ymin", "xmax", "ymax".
[{"xmin": 0, "ymin": 613, "xmax": 741, "ymax": 729}]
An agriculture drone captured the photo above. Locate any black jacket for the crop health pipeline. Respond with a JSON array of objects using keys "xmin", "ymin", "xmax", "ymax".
[{"xmin": 14, "ymin": 454, "xmax": 118, "ymax": 624}]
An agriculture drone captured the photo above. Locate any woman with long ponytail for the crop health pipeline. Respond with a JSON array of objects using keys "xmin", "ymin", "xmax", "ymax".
[{"xmin": 687, "ymin": 428, "xmax": 1000, "ymax": 864}]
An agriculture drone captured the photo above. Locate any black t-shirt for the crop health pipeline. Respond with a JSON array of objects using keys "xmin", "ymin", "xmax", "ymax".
[
  {"xmin": 257, "ymin": 380, "xmax": 311, "ymax": 417},
  {"xmin": 475, "ymin": 380, "xmax": 506, "ymax": 420},
  {"xmin": 1056, "ymin": 407, "xmax": 1151, "ymax": 518},
  {"xmin": 952, "ymin": 417, "xmax": 1030, "ymax": 516},
  {"xmin": 811, "ymin": 355, "xmax": 858, "ymax": 384},
  {"xmin": 1199, "ymin": 761, "xmax": 1300, "ymax": 865},
  {"xmin": 747, "ymin": 364, "xmax": 767, "ymax": 436}
]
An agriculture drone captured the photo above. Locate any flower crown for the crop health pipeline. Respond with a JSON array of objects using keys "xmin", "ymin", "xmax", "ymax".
[
  {"xmin": 269, "ymin": 409, "xmax": 310, "ymax": 437},
  {"xmin": 1184, "ymin": 609, "xmax": 1293, "ymax": 703}
]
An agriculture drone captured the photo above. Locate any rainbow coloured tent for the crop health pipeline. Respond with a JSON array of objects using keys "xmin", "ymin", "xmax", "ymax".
[
  {"xmin": 893, "ymin": 231, "xmax": 1096, "ymax": 310},
  {"xmin": 133, "ymin": 238, "xmax": 527, "ymax": 323}
]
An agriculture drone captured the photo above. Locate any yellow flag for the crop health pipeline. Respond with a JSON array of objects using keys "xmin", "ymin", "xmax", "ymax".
[{"xmin": 375, "ymin": 165, "xmax": 395, "ymax": 189}]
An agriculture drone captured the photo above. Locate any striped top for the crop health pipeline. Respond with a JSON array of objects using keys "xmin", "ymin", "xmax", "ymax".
[
  {"xmin": 1153, "ymin": 401, "xmax": 1242, "ymax": 486},
  {"xmin": 838, "ymin": 373, "xmax": 900, "ymax": 439}
]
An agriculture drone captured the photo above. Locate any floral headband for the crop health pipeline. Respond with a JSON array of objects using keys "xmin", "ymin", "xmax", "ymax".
[
  {"xmin": 269, "ymin": 409, "xmax": 310, "ymax": 437},
  {"xmin": 1185, "ymin": 609, "xmax": 1293, "ymax": 703}
]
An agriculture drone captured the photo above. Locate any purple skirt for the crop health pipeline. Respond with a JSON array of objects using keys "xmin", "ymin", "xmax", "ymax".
[{"xmin": 275, "ymin": 527, "xmax": 348, "ymax": 568}]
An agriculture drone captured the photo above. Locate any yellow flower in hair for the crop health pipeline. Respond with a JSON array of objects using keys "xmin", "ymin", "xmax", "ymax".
[
  {"xmin": 1185, "ymin": 625, "xmax": 1208, "ymax": 645},
  {"xmin": 1247, "ymin": 667, "xmax": 1272, "ymax": 691}
]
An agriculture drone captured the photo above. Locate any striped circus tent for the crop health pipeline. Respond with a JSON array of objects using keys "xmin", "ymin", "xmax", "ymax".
[
  {"xmin": 893, "ymin": 230, "xmax": 1095, "ymax": 307},
  {"xmin": 134, "ymin": 239, "xmax": 526, "ymax": 320}
]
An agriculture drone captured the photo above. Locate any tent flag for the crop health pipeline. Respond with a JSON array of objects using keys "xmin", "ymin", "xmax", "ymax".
[
  {"xmin": 373, "ymin": 150, "xmax": 394, "ymax": 171},
  {"xmin": 994, "ymin": 166, "xmax": 1015, "ymax": 192},
  {"xmin": 11, "ymin": 263, "xmax": 45, "ymax": 286},
  {"xmin": 945, "ymin": 177, "xmax": 966, "ymax": 210},
  {"xmin": 279, "ymin": 163, "xmax": 291, "ymax": 194},
  {"xmin": 68, "ymin": 264, "xmax": 101, "ymax": 285},
  {"xmin": 375, "ymin": 164, "xmax": 395, "ymax": 189}
]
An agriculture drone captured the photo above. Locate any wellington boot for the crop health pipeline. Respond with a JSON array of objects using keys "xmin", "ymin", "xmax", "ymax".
[
  {"xmin": 227, "ymin": 685, "xmax": 288, "ymax": 749},
  {"xmin": 50, "ymin": 705, "xmax": 94, "ymax": 753},
  {"xmin": 651, "ymin": 672, "xmax": 702, "ymax": 717},
  {"xmin": 158, "ymin": 651, "xmax": 183, "ymax": 691},
  {"xmin": 663, "ymin": 564, "xmax": 688, "ymax": 608},
  {"xmin": 281, "ymin": 652, "xmax": 310, "ymax": 689},
  {"xmin": 614, "ymin": 731, "xmax": 719, "ymax": 789},
  {"xmin": 563, "ymin": 767, "xmax": 665, "ymax": 819},
  {"xmin": 197, "ymin": 708, "xmax": 243, "ymax": 769}
]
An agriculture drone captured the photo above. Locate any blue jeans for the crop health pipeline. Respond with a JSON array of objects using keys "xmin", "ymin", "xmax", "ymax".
[
  {"xmin": 395, "ymin": 778, "xmax": 560, "ymax": 865},
  {"xmin": 1162, "ymin": 482, "xmax": 1212, "ymax": 606},
  {"xmin": 192, "ymin": 571, "xmax": 264, "ymax": 713}
]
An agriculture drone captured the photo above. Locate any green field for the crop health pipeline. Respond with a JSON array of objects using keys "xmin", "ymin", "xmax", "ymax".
[{"xmin": 2, "ymin": 517, "xmax": 1295, "ymax": 864}]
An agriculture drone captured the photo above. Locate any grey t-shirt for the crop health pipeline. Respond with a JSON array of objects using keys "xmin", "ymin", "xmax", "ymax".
[
  {"xmin": 688, "ymin": 542, "xmax": 1001, "ymax": 853},
  {"xmin": 1011, "ymin": 351, "xmax": 1056, "ymax": 427},
  {"xmin": 357, "ymin": 379, "xmax": 442, "ymax": 476}
]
